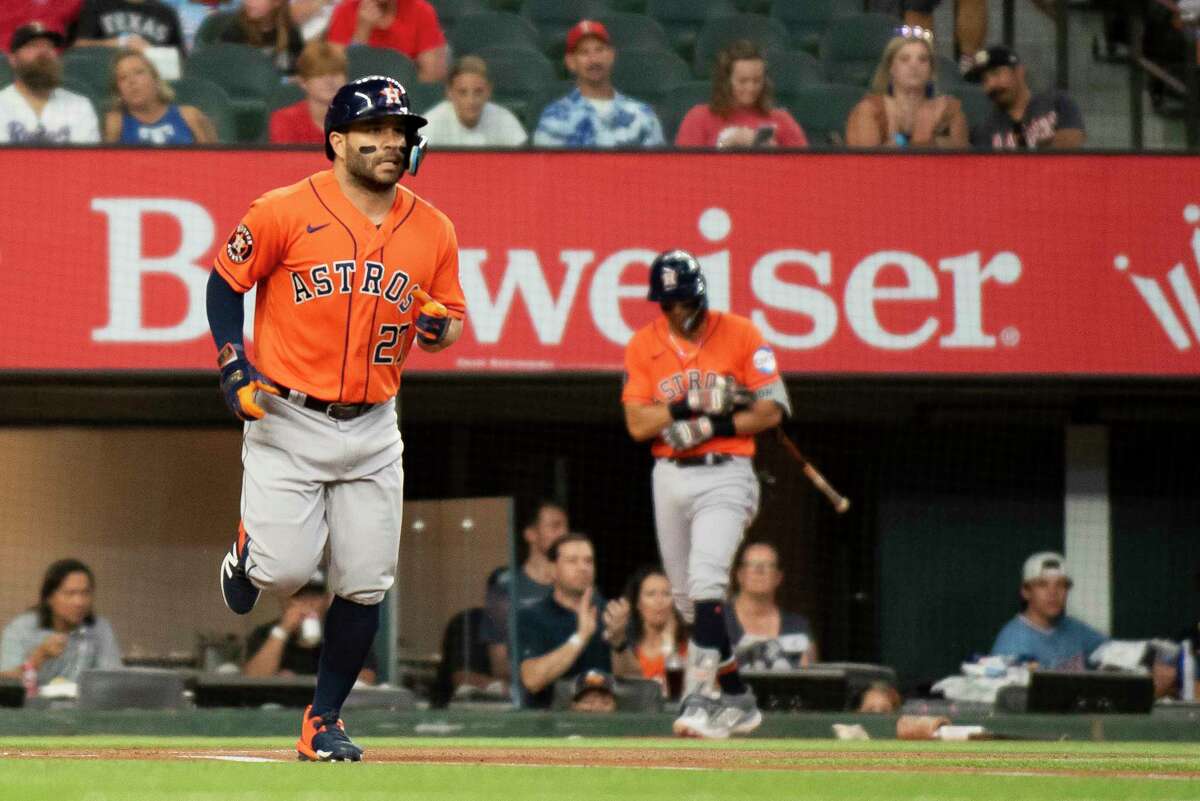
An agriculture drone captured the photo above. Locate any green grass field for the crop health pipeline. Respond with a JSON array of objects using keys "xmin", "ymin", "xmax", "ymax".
[{"xmin": 2, "ymin": 737, "xmax": 1199, "ymax": 801}]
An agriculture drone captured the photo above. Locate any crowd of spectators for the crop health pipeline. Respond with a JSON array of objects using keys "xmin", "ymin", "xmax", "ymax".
[{"xmin": 0, "ymin": 1, "xmax": 1087, "ymax": 149}]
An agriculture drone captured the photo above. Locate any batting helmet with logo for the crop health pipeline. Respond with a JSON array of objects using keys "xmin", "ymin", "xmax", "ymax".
[
  {"xmin": 647, "ymin": 249, "xmax": 707, "ymax": 307},
  {"xmin": 324, "ymin": 75, "xmax": 428, "ymax": 173}
]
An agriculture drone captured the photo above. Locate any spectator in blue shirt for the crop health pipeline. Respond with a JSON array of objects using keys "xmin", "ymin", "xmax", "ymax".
[
  {"xmin": 517, "ymin": 533, "xmax": 638, "ymax": 708},
  {"xmin": 991, "ymin": 551, "xmax": 1107, "ymax": 671},
  {"xmin": 532, "ymin": 19, "xmax": 663, "ymax": 149}
]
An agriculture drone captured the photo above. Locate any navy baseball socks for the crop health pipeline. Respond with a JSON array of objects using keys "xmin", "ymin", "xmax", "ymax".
[
  {"xmin": 692, "ymin": 600, "xmax": 747, "ymax": 696},
  {"xmin": 673, "ymin": 600, "xmax": 761, "ymax": 738},
  {"xmin": 298, "ymin": 597, "xmax": 380, "ymax": 761}
]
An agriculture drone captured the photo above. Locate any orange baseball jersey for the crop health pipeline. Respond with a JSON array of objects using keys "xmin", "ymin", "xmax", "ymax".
[
  {"xmin": 622, "ymin": 311, "xmax": 782, "ymax": 459},
  {"xmin": 213, "ymin": 169, "xmax": 465, "ymax": 404}
]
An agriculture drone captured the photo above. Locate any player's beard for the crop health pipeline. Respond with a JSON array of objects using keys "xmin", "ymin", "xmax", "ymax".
[
  {"xmin": 344, "ymin": 145, "xmax": 403, "ymax": 194},
  {"xmin": 16, "ymin": 56, "xmax": 62, "ymax": 93}
]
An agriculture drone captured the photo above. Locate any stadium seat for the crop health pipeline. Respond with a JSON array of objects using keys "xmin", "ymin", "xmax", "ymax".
[
  {"xmin": 731, "ymin": 0, "xmax": 771, "ymax": 12},
  {"xmin": 479, "ymin": 47, "xmax": 559, "ymax": 130},
  {"xmin": 62, "ymin": 79, "xmax": 108, "ymax": 125},
  {"xmin": 171, "ymin": 76, "xmax": 238, "ymax": 143},
  {"xmin": 429, "ymin": 0, "xmax": 486, "ymax": 29},
  {"xmin": 653, "ymin": 78, "xmax": 710, "ymax": 142},
  {"xmin": 645, "ymin": 0, "xmax": 734, "ymax": 63},
  {"xmin": 0, "ymin": 59, "xmax": 10, "ymax": 86},
  {"xmin": 62, "ymin": 46, "xmax": 118, "ymax": 96},
  {"xmin": 595, "ymin": 12, "xmax": 671, "ymax": 55},
  {"xmin": 183, "ymin": 43, "xmax": 278, "ymax": 142},
  {"xmin": 821, "ymin": 13, "xmax": 897, "ymax": 88},
  {"xmin": 522, "ymin": 0, "xmax": 612, "ymax": 59},
  {"xmin": 692, "ymin": 13, "xmax": 788, "ymax": 78},
  {"xmin": 194, "ymin": 10, "xmax": 237, "ymax": 47},
  {"xmin": 954, "ymin": 83, "xmax": 992, "ymax": 142},
  {"xmin": 770, "ymin": 0, "xmax": 862, "ymax": 55},
  {"xmin": 609, "ymin": 0, "xmax": 647, "ymax": 11},
  {"xmin": 934, "ymin": 54, "xmax": 968, "ymax": 90},
  {"xmin": 781, "ymin": 82, "xmax": 862, "ymax": 147},
  {"xmin": 407, "ymin": 81, "xmax": 446, "ymax": 115},
  {"xmin": 449, "ymin": 10, "xmax": 541, "ymax": 56},
  {"xmin": 612, "ymin": 48, "xmax": 691, "ymax": 103},
  {"xmin": 526, "ymin": 78, "xmax": 574, "ymax": 130},
  {"xmin": 266, "ymin": 81, "xmax": 304, "ymax": 111},
  {"xmin": 347, "ymin": 45, "xmax": 418, "ymax": 86},
  {"xmin": 769, "ymin": 49, "xmax": 825, "ymax": 98},
  {"xmin": 481, "ymin": 0, "xmax": 522, "ymax": 11}
]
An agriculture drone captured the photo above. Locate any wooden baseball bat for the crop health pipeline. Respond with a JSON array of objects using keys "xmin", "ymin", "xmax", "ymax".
[{"xmin": 774, "ymin": 429, "xmax": 851, "ymax": 514}]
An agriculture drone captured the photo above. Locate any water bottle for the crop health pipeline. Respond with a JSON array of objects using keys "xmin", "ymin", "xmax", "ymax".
[{"xmin": 22, "ymin": 661, "xmax": 38, "ymax": 700}]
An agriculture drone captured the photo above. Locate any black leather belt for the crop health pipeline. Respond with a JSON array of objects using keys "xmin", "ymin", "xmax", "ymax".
[
  {"xmin": 272, "ymin": 382, "xmax": 380, "ymax": 421},
  {"xmin": 670, "ymin": 453, "xmax": 733, "ymax": 467}
]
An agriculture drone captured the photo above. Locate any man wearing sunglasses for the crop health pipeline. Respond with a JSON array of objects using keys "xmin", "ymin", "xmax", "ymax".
[{"xmin": 621, "ymin": 250, "xmax": 791, "ymax": 739}]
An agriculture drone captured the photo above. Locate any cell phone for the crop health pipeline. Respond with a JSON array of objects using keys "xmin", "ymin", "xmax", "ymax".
[{"xmin": 753, "ymin": 125, "xmax": 775, "ymax": 146}]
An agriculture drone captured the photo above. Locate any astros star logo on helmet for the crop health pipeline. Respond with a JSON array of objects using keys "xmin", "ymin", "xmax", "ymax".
[{"xmin": 380, "ymin": 86, "xmax": 402, "ymax": 106}]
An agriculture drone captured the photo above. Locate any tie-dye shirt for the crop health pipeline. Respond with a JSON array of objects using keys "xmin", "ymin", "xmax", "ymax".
[{"xmin": 533, "ymin": 88, "xmax": 664, "ymax": 149}]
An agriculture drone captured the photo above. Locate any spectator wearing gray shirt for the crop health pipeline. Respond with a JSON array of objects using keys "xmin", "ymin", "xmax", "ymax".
[
  {"xmin": 0, "ymin": 559, "xmax": 122, "ymax": 686},
  {"xmin": 965, "ymin": 45, "xmax": 1085, "ymax": 150}
]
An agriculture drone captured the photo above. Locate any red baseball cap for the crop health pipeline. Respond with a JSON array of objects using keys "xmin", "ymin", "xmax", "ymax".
[{"xmin": 566, "ymin": 20, "xmax": 611, "ymax": 52}]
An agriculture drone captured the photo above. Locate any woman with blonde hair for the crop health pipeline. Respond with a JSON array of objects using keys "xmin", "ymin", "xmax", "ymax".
[
  {"xmin": 220, "ymin": 0, "xmax": 305, "ymax": 76},
  {"xmin": 845, "ymin": 27, "xmax": 967, "ymax": 149},
  {"xmin": 104, "ymin": 49, "xmax": 216, "ymax": 145},
  {"xmin": 675, "ymin": 39, "xmax": 807, "ymax": 149}
]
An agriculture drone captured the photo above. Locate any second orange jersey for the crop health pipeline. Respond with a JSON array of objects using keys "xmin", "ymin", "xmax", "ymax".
[
  {"xmin": 213, "ymin": 169, "xmax": 465, "ymax": 404},
  {"xmin": 622, "ymin": 311, "xmax": 783, "ymax": 459}
]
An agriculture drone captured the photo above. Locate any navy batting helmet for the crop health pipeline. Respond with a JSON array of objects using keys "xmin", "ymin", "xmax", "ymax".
[
  {"xmin": 648, "ymin": 249, "xmax": 707, "ymax": 306},
  {"xmin": 324, "ymin": 75, "xmax": 428, "ymax": 172}
]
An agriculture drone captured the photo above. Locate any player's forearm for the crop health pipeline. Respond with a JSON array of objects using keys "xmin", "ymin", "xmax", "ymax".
[
  {"xmin": 624, "ymin": 403, "xmax": 671, "ymax": 441},
  {"xmin": 207, "ymin": 270, "xmax": 246, "ymax": 350},
  {"xmin": 519, "ymin": 640, "xmax": 583, "ymax": 694},
  {"xmin": 733, "ymin": 399, "xmax": 783, "ymax": 437}
]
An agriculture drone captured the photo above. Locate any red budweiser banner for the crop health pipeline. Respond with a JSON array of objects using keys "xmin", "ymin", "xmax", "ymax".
[{"xmin": 1, "ymin": 149, "xmax": 1197, "ymax": 375}]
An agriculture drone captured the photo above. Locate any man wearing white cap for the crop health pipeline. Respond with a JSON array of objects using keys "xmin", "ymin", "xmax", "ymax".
[{"xmin": 990, "ymin": 551, "xmax": 1106, "ymax": 671}]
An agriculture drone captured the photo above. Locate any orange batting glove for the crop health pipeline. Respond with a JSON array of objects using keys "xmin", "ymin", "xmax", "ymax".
[
  {"xmin": 217, "ymin": 343, "xmax": 280, "ymax": 421},
  {"xmin": 415, "ymin": 298, "xmax": 450, "ymax": 345}
]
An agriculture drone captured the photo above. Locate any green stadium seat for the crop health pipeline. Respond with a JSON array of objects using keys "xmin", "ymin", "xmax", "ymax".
[
  {"xmin": 731, "ymin": 0, "xmax": 771, "ymax": 13},
  {"xmin": 449, "ymin": 10, "xmax": 541, "ymax": 56},
  {"xmin": 194, "ymin": 10, "xmax": 237, "ymax": 47},
  {"xmin": 771, "ymin": 0, "xmax": 862, "ymax": 55},
  {"xmin": 522, "ymin": 0, "xmax": 611, "ymax": 59},
  {"xmin": 821, "ymin": 13, "xmax": 897, "ymax": 88},
  {"xmin": 429, "ymin": 0, "xmax": 486, "ymax": 29},
  {"xmin": 62, "ymin": 46, "xmax": 119, "ymax": 96},
  {"xmin": 780, "ymin": 82, "xmax": 863, "ymax": 147},
  {"xmin": 609, "ymin": 0, "xmax": 646, "ymax": 11},
  {"xmin": 266, "ymin": 81, "xmax": 305, "ymax": 111},
  {"xmin": 481, "ymin": 0, "xmax": 522, "ymax": 11},
  {"xmin": 595, "ymin": 11, "xmax": 670, "ymax": 54},
  {"xmin": 692, "ymin": 13, "xmax": 788, "ymax": 78},
  {"xmin": 934, "ymin": 54, "xmax": 968, "ymax": 90},
  {"xmin": 769, "ymin": 49, "xmax": 824, "ymax": 97},
  {"xmin": 645, "ymin": 0, "xmax": 734, "ymax": 63},
  {"xmin": 523, "ymin": 78, "xmax": 575, "ymax": 133},
  {"xmin": 62, "ymin": 79, "xmax": 108, "ymax": 125},
  {"xmin": 653, "ymin": 78, "xmax": 710, "ymax": 142},
  {"xmin": 183, "ymin": 44, "xmax": 279, "ymax": 142},
  {"xmin": 171, "ymin": 77, "xmax": 237, "ymax": 143},
  {"xmin": 347, "ymin": 45, "xmax": 418, "ymax": 86},
  {"xmin": 407, "ymin": 81, "xmax": 446, "ymax": 115},
  {"xmin": 612, "ymin": 48, "xmax": 691, "ymax": 103},
  {"xmin": 0, "ymin": 59, "xmax": 11, "ymax": 86},
  {"xmin": 476, "ymin": 45, "xmax": 557, "ymax": 129}
]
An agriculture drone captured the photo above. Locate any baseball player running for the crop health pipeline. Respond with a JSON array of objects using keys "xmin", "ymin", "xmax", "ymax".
[
  {"xmin": 208, "ymin": 76, "xmax": 465, "ymax": 761},
  {"xmin": 622, "ymin": 250, "xmax": 791, "ymax": 739}
]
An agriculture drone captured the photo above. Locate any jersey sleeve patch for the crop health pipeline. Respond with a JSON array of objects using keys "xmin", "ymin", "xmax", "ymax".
[
  {"xmin": 752, "ymin": 345, "xmax": 777, "ymax": 375},
  {"xmin": 225, "ymin": 223, "xmax": 255, "ymax": 264}
]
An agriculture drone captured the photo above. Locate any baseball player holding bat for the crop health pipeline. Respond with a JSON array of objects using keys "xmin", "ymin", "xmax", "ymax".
[
  {"xmin": 622, "ymin": 250, "xmax": 792, "ymax": 739},
  {"xmin": 207, "ymin": 75, "xmax": 465, "ymax": 761}
]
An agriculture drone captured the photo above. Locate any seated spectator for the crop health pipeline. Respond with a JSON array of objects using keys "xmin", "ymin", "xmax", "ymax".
[
  {"xmin": 965, "ymin": 45, "xmax": 1085, "ymax": 150},
  {"xmin": 269, "ymin": 40, "xmax": 346, "ymax": 144},
  {"xmin": 104, "ymin": 48, "xmax": 214, "ymax": 143},
  {"xmin": 289, "ymin": 0, "xmax": 339, "ymax": 42},
  {"xmin": 219, "ymin": 0, "xmax": 304, "ymax": 76},
  {"xmin": 481, "ymin": 499, "xmax": 567, "ymax": 683},
  {"xmin": 517, "ymin": 533, "xmax": 638, "ymax": 708},
  {"xmin": 618, "ymin": 566, "xmax": 687, "ymax": 696},
  {"xmin": 74, "ymin": 0, "xmax": 184, "ymax": 53},
  {"xmin": 857, "ymin": 680, "xmax": 901, "ymax": 713},
  {"xmin": 422, "ymin": 56, "xmax": 526, "ymax": 148},
  {"xmin": 570, "ymin": 669, "xmax": 617, "ymax": 713},
  {"xmin": 157, "ymin": 0, "xmax": 238, "ymax": 50},
  {"xmin": 533, "ymin": 20, "xmax": 664, "ymax": 149},
  {"xmin": 726, "ymin": 542, "xmax": 819, "ymax": 669},
  {"xmin": 325, "ymin": 0, "xmax": 447, "ymax": 84},
  {"xmin": 1, "ymin": 4, "xmax": 81, "ymax": 54},
  {"xmin": 0, "ymin": 558, "xmax": 123, "ymax": 686},
  {"xmin": 991, "ymin": 551, "xmax": 1106, "ymax": 671},
  {"xmin": 846, "ymin": 26, "xmax": 967, "ymax": 149},
  {"xmin": 243, "ymin": 571, "xmax": 377, "ymax": 684},
  {"xmin": 0, "ymin": 23, "xmax": 99, "ymax": 143},
  {"xmin": 674, "ymin": 40, "xmax": 807, "ymax": 150}
]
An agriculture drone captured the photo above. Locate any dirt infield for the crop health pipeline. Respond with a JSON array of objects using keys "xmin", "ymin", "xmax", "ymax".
[{"xmin": 5, "ymin": 745, "xmax": 1200, "ymax": 780}]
